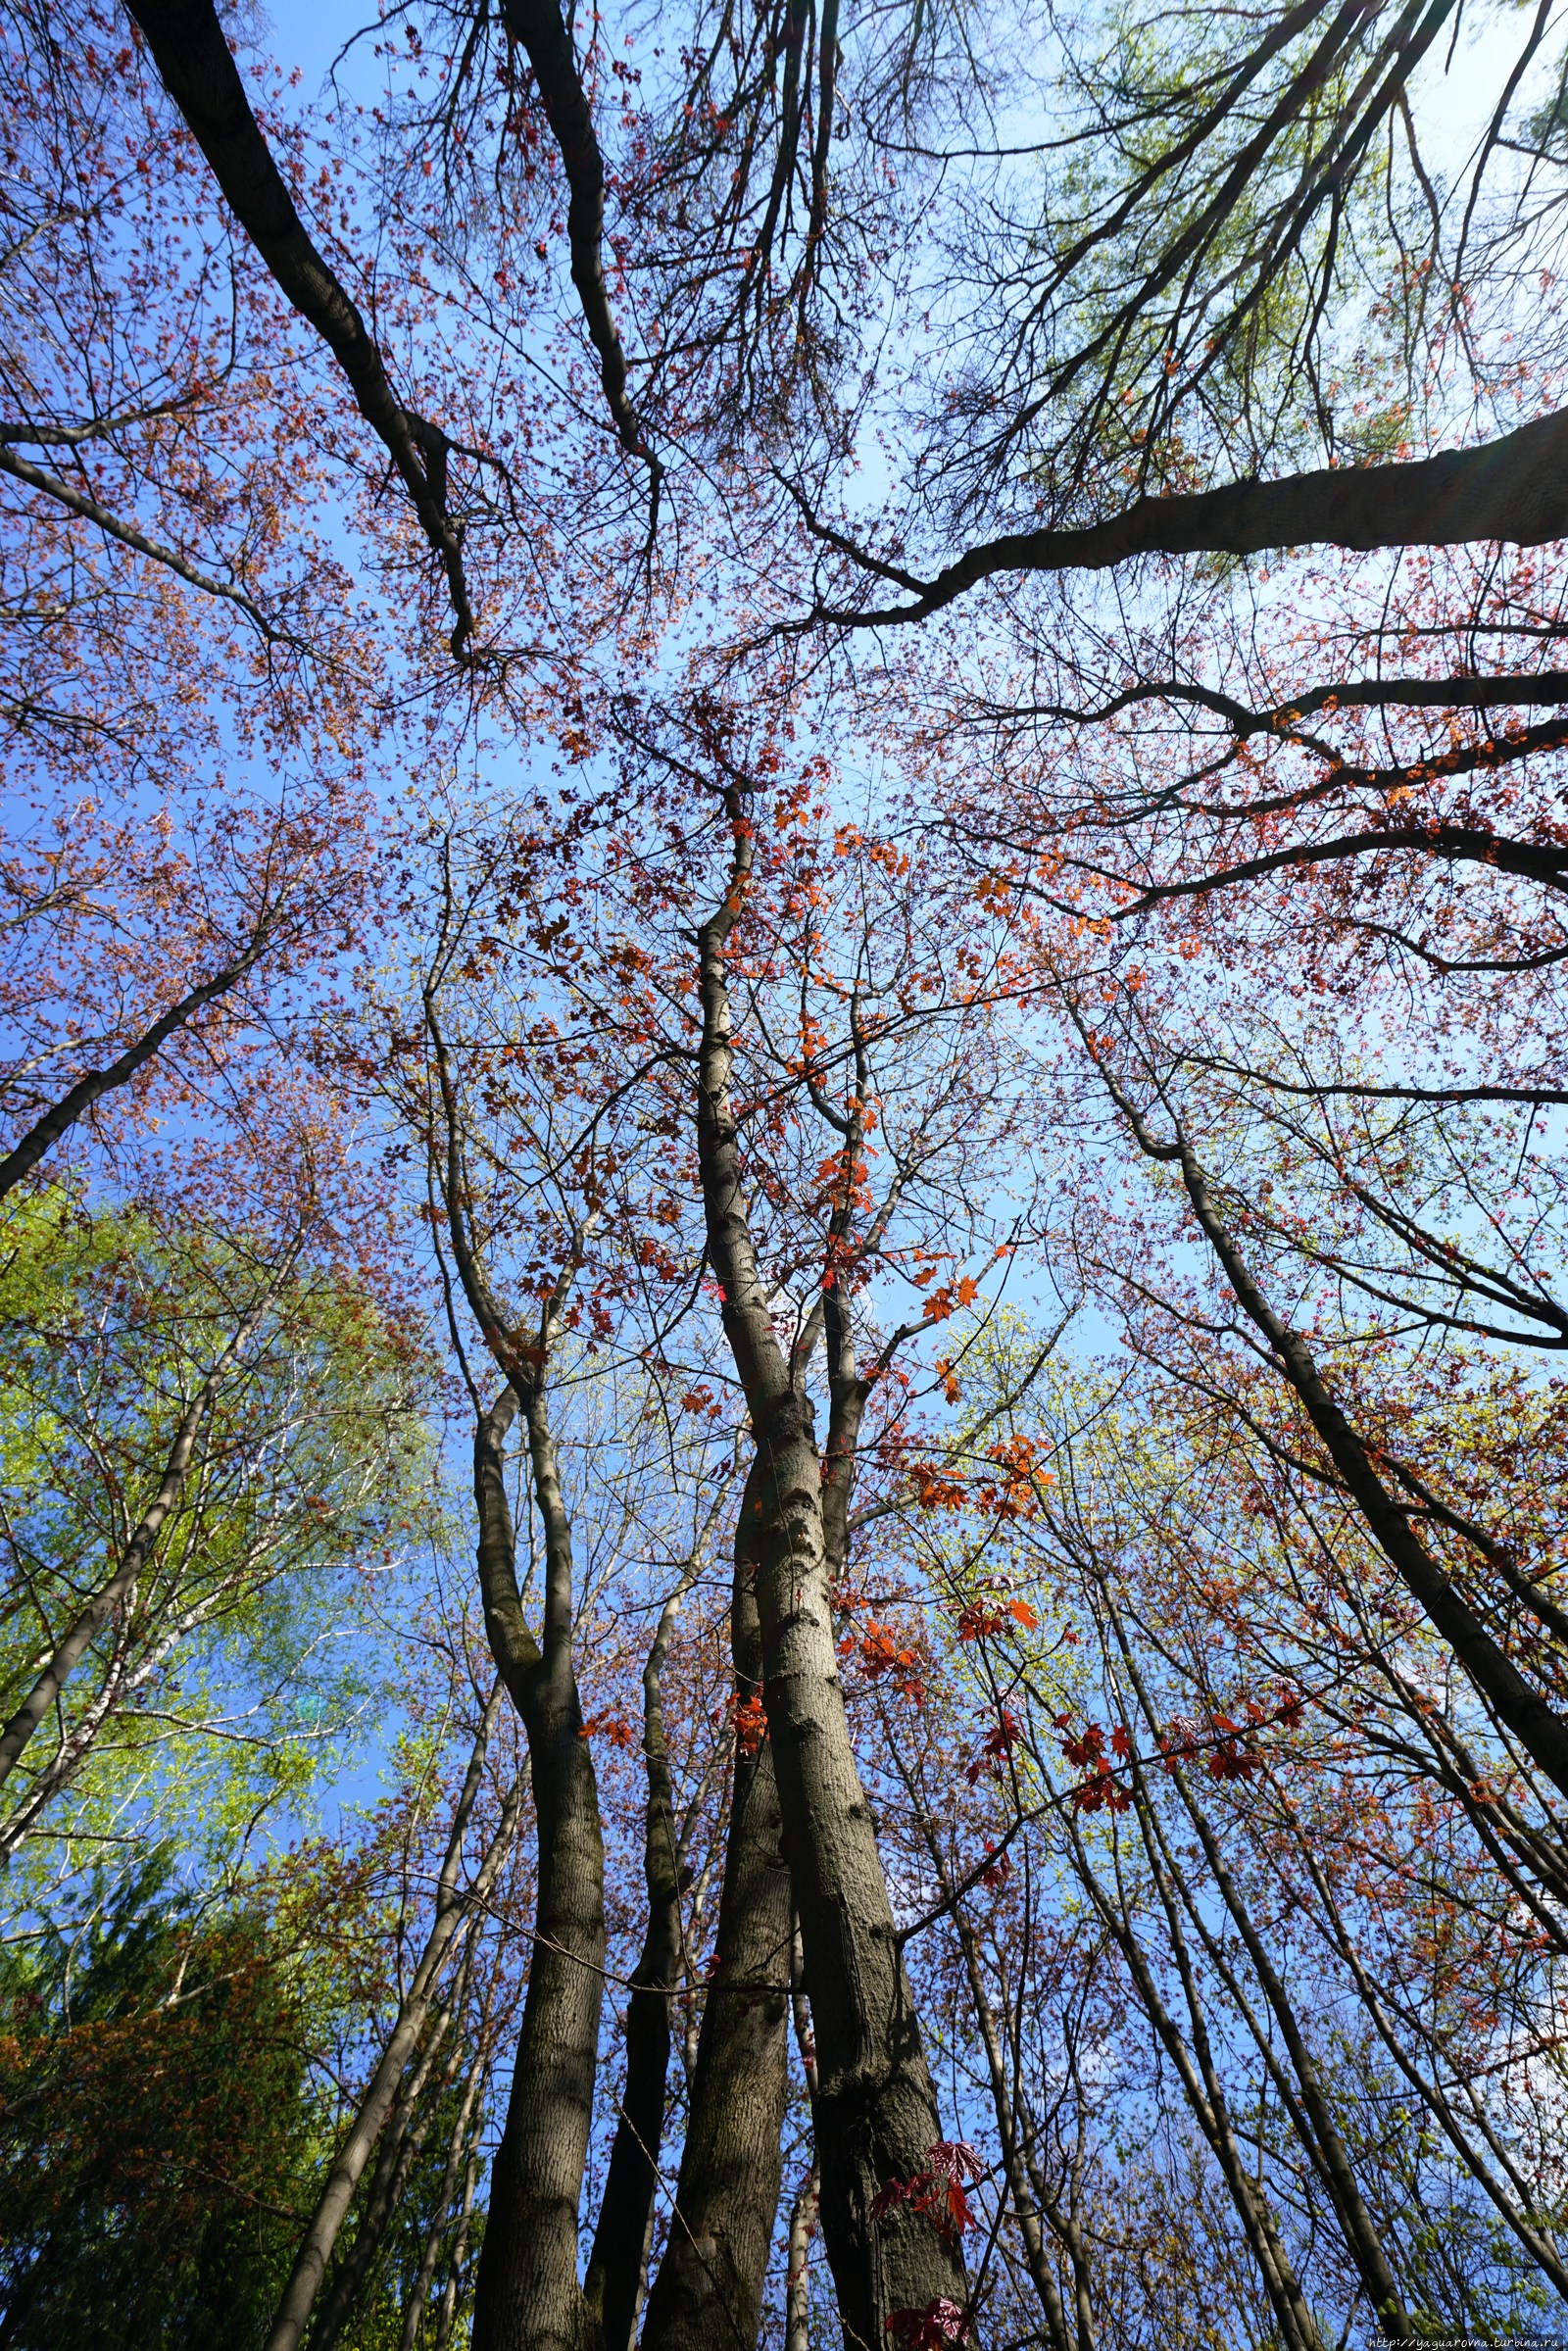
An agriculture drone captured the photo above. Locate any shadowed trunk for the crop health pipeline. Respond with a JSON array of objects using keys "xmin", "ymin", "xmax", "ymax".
[
  {"xmin": 640, "ymin": 1457, "xmax": 793, "ymax": 2351},
  {"xmin": 583, "ymin": 1564, "xmax": 696, "ymax": 2350}
]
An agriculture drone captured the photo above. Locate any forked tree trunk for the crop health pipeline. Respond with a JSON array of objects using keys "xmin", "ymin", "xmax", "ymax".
[
  {"xmin": 691, "ymin": 795, "xmax": 969, "ymax": 2346},
  {"xmin": 470, "ymin": 1384, "xmax": 607, "ymax": 2351},
  {"xmin": 640, "ymin": 1458, "xmax": 793, "ymax": 2350}
]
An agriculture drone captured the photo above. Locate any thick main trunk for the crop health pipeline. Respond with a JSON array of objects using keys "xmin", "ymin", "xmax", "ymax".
[
  {"xmin": 640, "ymin": 1462, "xmax": 793, "ymax": 2351},
  {"xmin": 692, "ymin": 809, "xmax": 969, "ymax": 2347},
  {"xmin": 470, "ymin": 1387, "xmax": 607, "ymax": 2351}
]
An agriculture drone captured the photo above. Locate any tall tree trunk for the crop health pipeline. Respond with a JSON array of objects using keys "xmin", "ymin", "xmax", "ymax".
[
  {"xmin": 1061, "ymin": 1791, "xmax": 1325, "ymax": 2351},
  {"xmin": 584, "ymin": 1561, "xmax": 700, "ymax": 2350},
  {"xmin": 786, "ymin": 2159, "xmax": 821, "ymax": 2351},
  {"xmin": 399, "ymin": 2006, "xmax": 495, "ymax": 2351},
  {"xmin": 1105, "ymin": 1081, "xmax": 1568, "ymax": 1812},
  {"xmin": 640, "ymin": 1458, "xmax": 794, "ymax": 2351},
  {"xmin": 1104, "ymin": 1602, "xmax": 1412, "ymax": 2340},
  {"xmin": 311, "ymin": 2005, "xmax": 456, "ymax": 2351},
  {"xmin": 434, "ymin": 2142, "xmax": 483, "ymax": 2351},
  {"xmin": 470, "ymin": 1384, "xmax": 607, "ymax": 2351},
  {"xmin": 691, "ymin": 793, "xmax": 969, "ymax": 2347}
]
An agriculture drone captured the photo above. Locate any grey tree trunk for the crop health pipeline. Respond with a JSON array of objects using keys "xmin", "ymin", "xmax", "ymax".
[
  {"xmin": 469, "ymin": 1384, "xmax": 608, "ymax": 2351},
  {"xmin": 691, "ymin": 796, "xmax": 970, "ymax": 2347}
]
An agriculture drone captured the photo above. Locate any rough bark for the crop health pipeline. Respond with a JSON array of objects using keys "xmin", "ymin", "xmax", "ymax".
[
  {"xmin": 690, "ymin": 791, "xmax": 969, "ymax": 2347},
  {"xmin": 469, "ymin": 1384, "xmax": 607, "ymax": 2351},
  {"xmin": 821, "ymin": 406, "xmax": 1568, "ymax": 627},
  {"xmin": 639, "ymin": 1458, "xmax": 794, "ymax": 2351}
]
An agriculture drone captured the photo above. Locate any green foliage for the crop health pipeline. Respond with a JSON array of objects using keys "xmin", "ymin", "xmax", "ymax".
[
  {"xmin": 0, "ymin": 1854, "xmax": 318, "ymax": 2348},
  {"xmin": 0, "ymin": 1188, "xmax": 434, "ymax": 1888}
]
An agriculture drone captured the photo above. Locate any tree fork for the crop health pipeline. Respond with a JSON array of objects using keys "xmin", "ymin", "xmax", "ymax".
[{"xmin": 692, "ymin": 789, "xmax": 970, "ymax": 2346}]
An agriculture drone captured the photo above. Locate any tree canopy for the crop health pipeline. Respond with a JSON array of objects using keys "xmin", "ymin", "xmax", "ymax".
[{"xmin": 4, "ymin": 0, "xmax": 1568, "ymax": 2346}]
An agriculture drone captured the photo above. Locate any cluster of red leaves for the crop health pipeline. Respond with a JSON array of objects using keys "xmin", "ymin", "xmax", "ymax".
[
  {"xmin": 908, "ymin": 1436, "xmax": 1054, "ymax": 1522},
  {"xmin": 1054, "ymin": 1716, "xmax": 1133, "ymax": 1812},
  {"xmin": 847, "ymin": 1620, "xmax": 927, "ymax": 1704},
  {"xmin": 1157, "ymin": 1688, "xmax": 1303, "ymax": 1780},
  {"xmin": 975, "ymin": 1435, "xmax": 1051, "ymax": 1519},
  {"xmin": 909, "ymin": 1458, "xmax": 968, "ymax": 1511},
  {"xmin": 579, "ymin": 1708, "xmax": 639, "ymax": 1749},
  {"xmin": 725, "ymin": 1690, "xmax": 767, "ymax": 1757},
  {"xmin": 964, "ymin": 1708, "xmax": 1021, "ymax": 1786},
  {"xmin": 977, "ymin": 1840, "xmax": 1011, "ymax": 1889},
  {"xmin": 869, "ymin": 2141, "xmax": 984, "ymax": 2244},
  {"xmin": 956, "ymin": 1595, "xmax": 1039, "ymax": 1641}
]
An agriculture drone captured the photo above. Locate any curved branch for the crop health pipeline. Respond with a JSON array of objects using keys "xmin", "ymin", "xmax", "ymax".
[
  {"xmin": 803, "ymin": 407, "xmax": 1568, "ymax": 627},
  {"xmin": 124, "ymin": 0, "xmax": 476, "ymax": 652}
]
